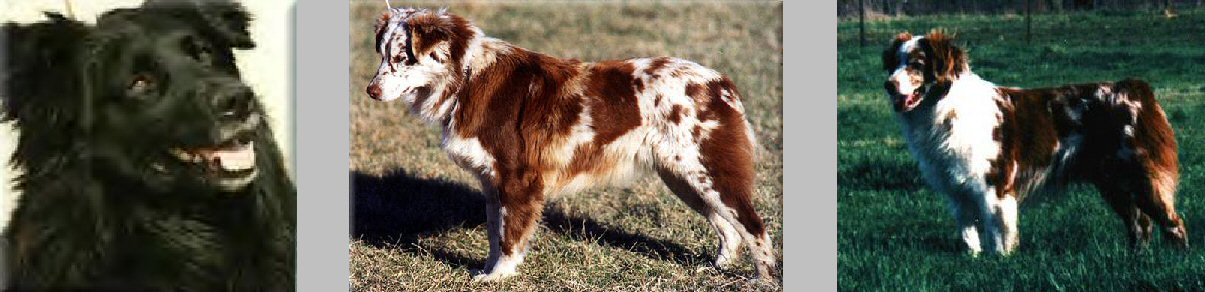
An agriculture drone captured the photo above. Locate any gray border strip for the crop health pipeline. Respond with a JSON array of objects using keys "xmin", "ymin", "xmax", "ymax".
[
  {"xmin": 295, "ymin": 1, "xmax": 351, "ymax": 291},
  {"xmin": 781, "ymin": 0, "xmax": 837, "ymax": 290}
]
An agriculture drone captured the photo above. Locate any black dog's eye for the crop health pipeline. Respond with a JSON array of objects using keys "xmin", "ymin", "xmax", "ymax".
[{"xmin": 129, "ymin": 74, "xmax": 156, "ymax": 96}]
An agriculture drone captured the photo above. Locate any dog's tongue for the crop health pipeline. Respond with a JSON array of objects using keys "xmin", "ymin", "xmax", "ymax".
[
  {"xmin": 196, "ymin": 142, "xmax": 256, "ymax": 171},
  {"xmin": 895, "ymin": 92, "xmax": 921, "ymax": 112}
]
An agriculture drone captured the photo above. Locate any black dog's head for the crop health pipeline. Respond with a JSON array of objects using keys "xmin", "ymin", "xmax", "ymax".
[{"xmin": 3, "ymin": 1, "xmax": 267, "ymax": 193}]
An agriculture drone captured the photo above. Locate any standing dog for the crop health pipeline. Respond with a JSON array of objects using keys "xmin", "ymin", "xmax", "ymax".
[
  {"xmin": 366, "ymin": 8, "xmax": 776, "ymax": 281},
  {"xmin": 882, "ymin": 30, "xmax": 1187, "ymax": 255},
  {"xmin": 3, "ymin": 1, "xmax": 294, "ymax": 290}
]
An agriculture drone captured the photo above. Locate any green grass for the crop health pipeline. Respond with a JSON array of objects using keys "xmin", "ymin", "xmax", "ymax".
[
  {"xmin": 838, "ymin": 9, "xmax": 1205, "ymax": 291},
  {"xmin": 349, "ymin": 1, "xmax": 782, "ymax": 291}
]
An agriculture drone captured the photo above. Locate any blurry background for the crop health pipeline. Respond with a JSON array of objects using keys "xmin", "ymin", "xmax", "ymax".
[
  {"xmin": 0, "ymin": 0, "xmax": 294, "ymax": 230},
  {"xmin": 349, "ymin": 1, "xmax": 783, "ymax": 290},
  {"xmin": 837, "ymin": 0, "xmax": 1205, "ymax": 290}
]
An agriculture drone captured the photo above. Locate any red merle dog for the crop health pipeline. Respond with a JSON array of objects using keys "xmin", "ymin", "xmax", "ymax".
[
  {"xmin": 366, "ymin": 8, "xmax": 776, "ymax": 281},
  {"xmin": 883, "ymin": 30, "xmax": 1186, "ymax": 255}
]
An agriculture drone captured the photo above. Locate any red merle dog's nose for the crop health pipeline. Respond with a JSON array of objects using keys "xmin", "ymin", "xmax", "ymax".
[{"xmin": 366, "ymin": 83, "xmax": 383, "ymax": 100}]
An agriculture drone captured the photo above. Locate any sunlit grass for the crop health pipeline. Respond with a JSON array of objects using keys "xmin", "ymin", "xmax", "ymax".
[{"xmin": 349, "ymin": 1, "xmax": 783, "ymax": 291}]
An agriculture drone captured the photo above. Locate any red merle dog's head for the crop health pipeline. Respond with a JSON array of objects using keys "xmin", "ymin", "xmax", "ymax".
[{"xmin": 881, "ymin": 30, "xmax": 968, "ymax": 112}]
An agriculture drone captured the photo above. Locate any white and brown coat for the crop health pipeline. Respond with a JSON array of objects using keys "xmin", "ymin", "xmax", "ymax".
[
  {"xmin": 883, "ymin": 31, "xmax": 1186, "ymax": 255},
  {"xmin": 366, "ymin": 8, "xmax": 776, "ymax": 281}
]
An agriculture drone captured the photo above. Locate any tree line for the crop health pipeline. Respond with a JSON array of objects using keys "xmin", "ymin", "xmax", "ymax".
[{"xmin": 837, "ymin": 0, "xmax": 1200, "ymax": 18}]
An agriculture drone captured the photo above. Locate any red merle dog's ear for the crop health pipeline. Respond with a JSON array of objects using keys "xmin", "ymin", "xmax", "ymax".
[
  {"xmin": 375, "ymin": 11, "xmax": 392, "ymax": 48},
  {"xmin": 920, "ymin": 30, "xmax": 967, "ymax": 83},
  {"xmin": 404, "ymin": 12, "xmax": 454, "ymax": 56},
  {"xmin": 881, "ymin": 32, "xmax": 912, "ymax": 73},
  {"xmin": 403, "ymin": 11, "xmax": 475, "ymax": 60}
]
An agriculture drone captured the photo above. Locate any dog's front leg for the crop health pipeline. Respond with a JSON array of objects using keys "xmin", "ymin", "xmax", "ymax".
[
  {"xmin": 474, "ymin": 184, "xmax": 506, "ymax": 280},
  {"xmin": 995, "ymin": 196, "xmax": 1020, "ymax": 253},
  {"xmin": 473, "ymin": 170, "xmax": 545, "ymax": 282},
  {"xmin": 947, "ymin": 193, "xmax": 982, "ymax": 256},
  {"xmin": 975, "ymin": 188, "xmax": 1018, "ymax": 255}
]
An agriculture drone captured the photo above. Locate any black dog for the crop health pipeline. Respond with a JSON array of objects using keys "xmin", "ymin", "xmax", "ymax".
[{"xmin": 2, "ymin": 1, "xmax": 294, "ymax": 290}]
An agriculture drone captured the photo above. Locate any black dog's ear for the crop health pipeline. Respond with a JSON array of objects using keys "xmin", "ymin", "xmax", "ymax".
[
  {"xmin": 2, "ymin": 13, "xmax": 92, "ymax": 127},
  {"xmin": 142, "ymin": 0, "xmax": 256, "ymax": 49}
]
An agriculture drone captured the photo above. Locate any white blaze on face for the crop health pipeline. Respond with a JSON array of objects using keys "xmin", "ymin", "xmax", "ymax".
[{"xmin": 889, "ymin": 37, "xmax": 923, "ymax": 96}]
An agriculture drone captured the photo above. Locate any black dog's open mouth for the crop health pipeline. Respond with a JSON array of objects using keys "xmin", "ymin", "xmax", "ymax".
[
  {"xmin": 159, "ymin": 113, "xmax": 262, "ymax": 192},
  {"xmin": 167, "ymin": 133, "xmax": 258, "ymax": 192}
]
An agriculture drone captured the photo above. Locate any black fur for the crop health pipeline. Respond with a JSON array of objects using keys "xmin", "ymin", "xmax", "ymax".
[{"xmin": 2, "ymin": 1, "xmax": 294, "ymax": 290}]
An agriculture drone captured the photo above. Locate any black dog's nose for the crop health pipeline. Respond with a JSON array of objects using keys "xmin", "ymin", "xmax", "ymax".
[{"xmin": 214, "ymin": 84, "xmax": 256, "ymax": 120}]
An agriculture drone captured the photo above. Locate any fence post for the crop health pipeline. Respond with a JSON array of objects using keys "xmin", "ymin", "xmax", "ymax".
[
  {"xmin": 860, "ymin": 0, "xmax": 867, "ymax": 48},
  {"xmin": 1025, "ymin": 0, "xmax": 1032, "ymax": 44}
]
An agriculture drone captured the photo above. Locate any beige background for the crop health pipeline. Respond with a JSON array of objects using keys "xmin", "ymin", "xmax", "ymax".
[{"xmin": 0, "ymin": 0, "xmax": 294, "ymax": 229}]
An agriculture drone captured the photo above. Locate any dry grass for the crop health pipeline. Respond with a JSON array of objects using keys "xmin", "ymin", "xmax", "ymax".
[{"xmin": 349, "ymin": 1, "xmax": 783, "ymax": 290}]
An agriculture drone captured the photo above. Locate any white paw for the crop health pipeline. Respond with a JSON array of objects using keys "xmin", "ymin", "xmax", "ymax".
[
  {"xmin": 471, "ymin": 269, "xmax": 517, "ymax": 282},
  {"xmin": 712, "ymin": 254, "xmax": 737, "ymax": 270}
]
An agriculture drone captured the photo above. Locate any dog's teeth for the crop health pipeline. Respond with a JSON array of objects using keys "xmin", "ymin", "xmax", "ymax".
[
  {"xmin": 214, "ymin": 142, "xmax": 256, "ymax": 171},
  {"xmin": 169, "ymin": 148, "xmax": 196, "ymax": 162}
]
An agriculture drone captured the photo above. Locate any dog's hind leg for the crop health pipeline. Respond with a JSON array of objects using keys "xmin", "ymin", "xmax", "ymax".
[
  {"xmin": 657, "ymin": 168, "xmax": 744, "ymax": 269},
  {"xmin": 1133, "ymin": 170, "xmax": 1187, "ymax": 247},
  {"xmin": 653, "ymin": 126, "xmax": 775, "ymax": 280},
  {"xmin": 1115, "ymin": 78, "xmax": 1187, "ymax": 247},
  {"xmin": 1094, "ymin": 180, "xmax": 1154, "ymax": 247}
]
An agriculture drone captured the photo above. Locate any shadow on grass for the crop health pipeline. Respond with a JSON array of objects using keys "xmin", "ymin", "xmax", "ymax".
[
  {"xmin": 351, "ymin": 169, "xmax": 486, "ymax": 269},
  {"xmin": 351, "ymin": 168, "xmax": 709, "ymax": 269},
  {"xmin": 543, "ymin": 205, "xmax": 713, "ymax": 267}
]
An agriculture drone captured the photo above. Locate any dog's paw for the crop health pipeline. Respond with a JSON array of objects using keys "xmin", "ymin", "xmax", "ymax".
[{"xmin": 470, "ymin": 269, "xmax": 517, "ymax": 282}]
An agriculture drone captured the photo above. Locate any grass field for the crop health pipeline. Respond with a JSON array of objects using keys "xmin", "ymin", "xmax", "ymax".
[
  {"xmin": 839, "ymin": 9, "xmax": 1205, "ymax": 291},
  {"xmin": 349, "ymin": 1, "xmax": 783, "ymax": 291}
]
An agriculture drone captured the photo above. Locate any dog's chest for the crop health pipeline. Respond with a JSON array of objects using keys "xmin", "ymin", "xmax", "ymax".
[
  {"xmin": 901, "ymin": 81, "xmax": 1004, "ymax": 193},
  {"xmin": 441, "ymin": 130, "xmax": 497, "ymax": 178}
]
